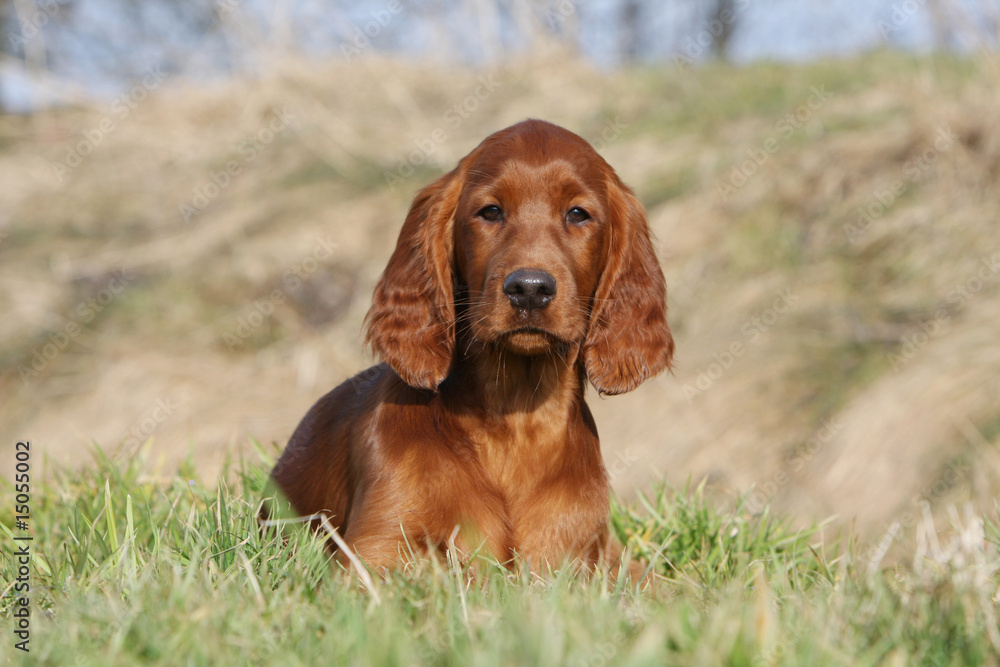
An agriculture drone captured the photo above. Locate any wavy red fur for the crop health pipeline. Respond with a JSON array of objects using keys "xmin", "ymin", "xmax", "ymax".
[{"xmin": 263, "ymin": 119, "xmax": 674, "ymax": 575}]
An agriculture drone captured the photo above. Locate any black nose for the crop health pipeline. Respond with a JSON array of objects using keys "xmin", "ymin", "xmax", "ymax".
[{"xmin": 503, "ymin": 269, "xmax": 556, "ymax": 311}]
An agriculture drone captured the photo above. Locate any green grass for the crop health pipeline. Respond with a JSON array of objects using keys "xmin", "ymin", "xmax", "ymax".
[{"xmin": 1, "ymin": 448, "xmax": 998, "ymax": 666}]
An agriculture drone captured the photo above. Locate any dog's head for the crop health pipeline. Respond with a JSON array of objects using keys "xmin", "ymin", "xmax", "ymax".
[{"xmin": 365, "ymin": 119, "xmax": 673, "ymax": 395}]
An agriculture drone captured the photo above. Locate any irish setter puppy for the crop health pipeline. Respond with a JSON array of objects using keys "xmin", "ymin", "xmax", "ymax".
[{"xmin": 264, "ymin": 119, "xmax": 673, "ymax": 575}]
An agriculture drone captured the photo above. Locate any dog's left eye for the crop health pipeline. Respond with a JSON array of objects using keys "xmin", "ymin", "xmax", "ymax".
[
  {"xmin": 566, "ymin": 207, "xmax": 591, "ymax": 224},
  {"xmin": 477, "ymin": 205, "xmax": 503, "ymax": 222}
]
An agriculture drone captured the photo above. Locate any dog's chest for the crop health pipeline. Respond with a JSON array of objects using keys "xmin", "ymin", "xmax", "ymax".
[
  {"xmin": 453, "ymin": 415, "xmax": 608, "ymax": 563},
  {"xmin": 467, "ymin": 411, "xmax": 571, "ymax": 492}
]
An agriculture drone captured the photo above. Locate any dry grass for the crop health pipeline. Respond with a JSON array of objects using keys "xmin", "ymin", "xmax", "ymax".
[{"xmin": 1, "ymin": 49, "xmax": 999, "ymax": 549}]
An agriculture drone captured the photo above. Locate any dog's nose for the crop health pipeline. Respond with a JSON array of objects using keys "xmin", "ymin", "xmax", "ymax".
[{"xmin": 503, "ymin": 269, "xmax": 556, "ymax": 311}]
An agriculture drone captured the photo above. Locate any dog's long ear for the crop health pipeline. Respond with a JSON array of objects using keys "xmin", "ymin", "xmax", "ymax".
[
  {"xmin": 583, "ymin": 173, "xmax": 674, "ymax": 396},
  {"xmin": 365, "ymin": 170, "xmax": 462, "ymax": 391}
]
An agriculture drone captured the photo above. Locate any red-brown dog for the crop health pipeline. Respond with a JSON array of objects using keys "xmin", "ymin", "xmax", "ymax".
[{"xmin": 264, "ymin": 119, "xmax": 673, "ymax": 574}]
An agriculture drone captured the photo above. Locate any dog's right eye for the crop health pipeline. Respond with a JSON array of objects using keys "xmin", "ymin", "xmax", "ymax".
[{"xmin": 477, "ymin": 205, "xmax": 503, "ymax": 222}]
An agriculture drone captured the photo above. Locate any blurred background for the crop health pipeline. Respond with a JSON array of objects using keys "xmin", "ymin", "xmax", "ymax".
[{"xmin": 1, "ymin": 0, "xmax": 999, "ymax": 548}]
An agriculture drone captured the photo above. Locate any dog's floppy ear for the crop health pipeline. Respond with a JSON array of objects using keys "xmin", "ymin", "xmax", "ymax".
[
  {"xmin": 583, "ymin": 173, "xmax": 674, "ymax": 395},
  {"xmin": 365, "ymin": 170, "xmax": 462, "ymax": 391}
]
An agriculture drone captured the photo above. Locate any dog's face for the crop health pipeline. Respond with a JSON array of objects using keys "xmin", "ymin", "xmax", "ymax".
[
  {"xmin": 453, "ymin": 126, "xmax": 611, "ymax": 356},
  {"xmin": 365, "ymin": 119, "xmax": 673, "ymax": 395}
]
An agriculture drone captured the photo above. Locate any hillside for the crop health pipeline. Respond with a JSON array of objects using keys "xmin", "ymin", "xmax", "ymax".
[{"xmin": 1, "ymin": 49, "xmax": 999, "ymax": 547}]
